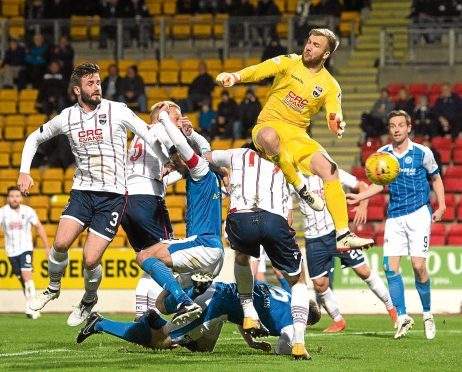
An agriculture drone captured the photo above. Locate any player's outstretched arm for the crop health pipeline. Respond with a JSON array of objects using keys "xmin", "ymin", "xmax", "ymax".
[
  {"xmin": 216, "ymin": 55, "xmax": 288, "ymax": 87},
  {"xmin": 18, "ymin": 117, "xmax": 63, "ymax": 194},
  {"xmin": 346, "ymin": 183, "xmax": 383, "ymax": 204},
  {"xmin": 431, "ymin": 173, "xmax": 446, "ymax": 222},
  {"xmin": 237, "ymin": 326, "xmax": 271, "ymax": 352},
  {"xmin": 351, "ymin": 180, "xmax": 369, "ymax": 225}
]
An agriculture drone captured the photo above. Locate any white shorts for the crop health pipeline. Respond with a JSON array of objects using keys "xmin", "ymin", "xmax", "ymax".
[
  {"xmin": 166, "ymin": 235, "xmax": 224, "ymax": 278},
  {"xmin": 383, "ymin": 205, "xmax": 431, "ymax": 258}
]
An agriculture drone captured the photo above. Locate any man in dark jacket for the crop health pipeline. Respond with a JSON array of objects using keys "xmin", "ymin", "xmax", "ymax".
[
  {"xmin": 433, "ymin": 83, "xmax": 462, "ymax": 138},
  {"xmin": 102, "ymin": 64, "xmax": 123, "ymax": 101},
  {"xmin": 0, "ymin": 38, "xmax": 26, "ymax": 89},
  {"xmin": 37, "ymin": 60, "xmax": 67, "ymax": 115},
  {"xmin": 185, "ymin": 61, "xmax": 214, "ymax": 112},
  {"xmin": 118, "ymin": 65, "xmax": 147, "ymax": 112},
  {"xmin": 239, "ymin": 89, "xmax": 262, "ymax": 138},
  {"xmin": 217, "ymin": 90, "xmax": 239, "ymax": 139}
]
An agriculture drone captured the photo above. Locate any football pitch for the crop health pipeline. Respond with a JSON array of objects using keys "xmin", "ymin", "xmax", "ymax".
[{"xmin": 1, "ymin": 314, "xmax": 461, "ymax": 371}]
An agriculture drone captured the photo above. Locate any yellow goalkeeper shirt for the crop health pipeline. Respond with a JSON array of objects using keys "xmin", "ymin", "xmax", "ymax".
[{"xmin": 237, "ymin": 54, "xmax": 342, "ymax": 129}]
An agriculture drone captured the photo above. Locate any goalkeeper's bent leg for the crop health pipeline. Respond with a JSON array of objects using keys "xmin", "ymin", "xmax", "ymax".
[
  {"xmin": 254, "ymin": 126, "xmax": 304, "ymax": 190},
  {"xmin": 300, "ymin": 152, "xmax": 349, "ymax": 233}
]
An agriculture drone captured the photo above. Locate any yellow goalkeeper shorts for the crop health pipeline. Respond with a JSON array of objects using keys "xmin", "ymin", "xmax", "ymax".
[{"xmin": 251, "ymin": 121, "xmax": 326, "ymax": 175}]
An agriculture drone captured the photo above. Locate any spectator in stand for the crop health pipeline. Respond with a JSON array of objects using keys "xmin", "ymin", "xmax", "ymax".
[
  {"xmin": 32, "ymin": 134, "xmax": 74, "ymax": 170},
  {"xmin": 25, "ymin": 34, "xmax": 49, "ymax": 89},
  {"xmin": 184, "ymin": 61, "xmax": 214, "ymax": 112},
  {"xmin": 394, "ymin": 87, "xmax": 415, "ymax": 116},
  {"xmin": 254, "ymin": 0, "xmax": 281, "ymax": 46},
  {"xmin": 125, "ymin": 0, "xmax": 151, "ymax": 48},
  {"xmin": 412, "ymin": 95, "xmax": 439, "ymax": 139},
  {"xmin": 360, "ymin": 88, "xmax": 394, "ymax": 140},
  {"xmin": 49, "ymin": 35, "xmax": 74, "ymax": 82},
  {"xmin": 433, "ymin": 83, "xmax": 462, "ymax": 139},
  {"xmin": 0, "ymin": 38, "xmax": 27, "ymax": 90},
  {"xmin": 421, "ymin": 138, "xmax": 442, "ymax": 177},
  {"xmin": 102, "ymin": 64, "xmax": 123, "ymax": 101},
  {"xmin": 36, "ymin": 61, "xmax": 67, "ymax": 115},
  {"xmin": 239, "ymin": 88, "xmax": 262, "ymax": 138},
  {"xmin": 310, "ymin": 0, "xmax": 342, "ymax": 17},
  {"xmin": 343, "ymin": 0, "xmax": 371, "ymax": 11},
  {"xmin": 219, "ymin": 0, "xmax": 240, "ymax": 13},
  {"xmin": 199, "ymin": 104, "xmax": 217, "ymax": 141},
  {"xmin": 261, "ymin": 36, "xmax": 287, "ymax": 61},
  {"xmin": 99, "ymin": 0, "xmax": 125, "ymax": 49},
  {"xmin": 295, "ymin": 0, "xmax": 311, "ymax": 46},
  {"xmin": 44, "ymin": 0, "xmax": 71, "ymax": 18},
  {"xmin": 118, "ymin": 65, "xmax": 147, "ymax": 112},
  {"xmin": 217, "ymin": 90, "xmax": 239, "ymax": 139}
]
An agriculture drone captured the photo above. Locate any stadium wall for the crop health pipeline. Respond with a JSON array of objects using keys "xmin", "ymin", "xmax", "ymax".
[
  {"xmin": 379, "ymin": 66, "xmax": 462, "ymax": 86},
  {"xmin": 1, "ymin": 248, "xmax": 461, "ymax": 314}
]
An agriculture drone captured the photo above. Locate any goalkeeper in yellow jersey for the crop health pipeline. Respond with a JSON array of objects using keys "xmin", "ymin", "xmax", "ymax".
[{"xmin": 216, "ymin": 28, "xmax": 373, "ymax": 251}]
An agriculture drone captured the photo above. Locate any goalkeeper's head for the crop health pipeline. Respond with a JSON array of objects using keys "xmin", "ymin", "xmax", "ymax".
[
  {"xmin": 303, "ymin": 28, "xmax": 339, "ymax": 68},
  {"xmin": 150, "ymin": 101, "xmax": 181, "ymax": 125}
]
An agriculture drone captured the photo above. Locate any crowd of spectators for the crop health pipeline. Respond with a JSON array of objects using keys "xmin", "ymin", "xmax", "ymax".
[{"xmin": 361, "ymin": 83, "xmax": 462, "ymax": 142}]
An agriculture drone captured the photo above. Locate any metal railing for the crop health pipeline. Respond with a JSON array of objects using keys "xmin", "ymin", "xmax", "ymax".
[
  {"xmin": 0, "ymin": 15, "xmax": 340, "ymax": 61},
  {"xmin": 379, "ymin": 25, "xmax": 462, "ymax": 67}
]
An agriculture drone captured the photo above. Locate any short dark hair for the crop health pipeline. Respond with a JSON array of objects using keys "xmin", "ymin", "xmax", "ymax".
[
  {"xmin": 70, "ymin": 62, "xmax": 100, "ymax": 87},
  {"xmin": 7, "ymin": 185, "xmax": 20, "ymax": 195},
  {"xmin": 241, "ymin": 141, "xmax": 258, "ymax": 151},
  {"xmin": 387, "ymin": 109, "xmax": 411, "ymax": 126}
]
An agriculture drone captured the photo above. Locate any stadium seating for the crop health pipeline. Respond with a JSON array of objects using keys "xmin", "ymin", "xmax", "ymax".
[{"xmin": 447, "ymin": 223, "xmax": 462, "ymax": 245}]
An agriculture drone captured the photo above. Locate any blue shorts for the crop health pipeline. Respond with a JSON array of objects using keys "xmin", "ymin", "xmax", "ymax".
[
  {"xmin": 305, "ymin": 230, "xmax": 366, "ymax": 280},
  {"xmin": 226, "ymin": 210, "xmax": 302, "ymax": 276},
  {"xmin": 62, "ymin": 190, "xmax": 127, "ymax": 241},
  {"xmin": 121, "ymin": 195, "xmax": 173, "ymax": 252},
  {"xmin": 8, "ymin": 251, "xmax": 33, "ymax": 277}
]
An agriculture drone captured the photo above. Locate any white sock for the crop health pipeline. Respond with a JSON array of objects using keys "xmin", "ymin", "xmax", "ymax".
[
  {"xmin": 234, "ymin": 262, "xmax": 258, "ymax": 319},
  {"xmin": 82, "ymin": 265, "xmax": 102, "ymax": 303},
  {"xmin": 147, "ymin": 276, "xmax": 163, "ymax": 313},
  {"xmin": 320, "ymin": 288, "xmax": 343, "ymax": 322},
  {"xmin": 24, "ymin": 279, "xmax": 35, "ymax": 311},
  {"xmin": 364, "ymin": 270, "xmax": 394, "ymax": 310},
  {"xmin": 48, "ymin": 246, "xmax": 69, "ymax": 291},
  {"xmin": 291, "ymin": 283, "xmax": 310, "ymax": 344},
  {"xmin": 135, "ymin": 272, "xmax": 152, "ymax": 317}
]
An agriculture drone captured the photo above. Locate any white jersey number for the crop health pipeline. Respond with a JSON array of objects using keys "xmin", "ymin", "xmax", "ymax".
[
  {"xmin": 110, "ymin": 212, "xmax": 119, "ymax": 227},
  {"xmin": 269, "ymin": 287, "xmax": 290, "ymax": 303}
]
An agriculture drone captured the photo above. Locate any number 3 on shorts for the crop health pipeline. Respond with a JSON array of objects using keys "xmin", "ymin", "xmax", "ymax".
[{"xmin": 110, "ymin": 212, "xmax": 119, "ymax": 227}]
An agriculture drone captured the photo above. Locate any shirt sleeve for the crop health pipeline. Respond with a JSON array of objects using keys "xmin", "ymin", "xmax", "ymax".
[
  {"xmin": 187, "ymin": 130, "xmax": 211, "ymax": 155},
  {"xmin": 28, "ymin": 206, "xmax": 39, "ymax": 225},
  {"xmin": 324, "ymin": 78, "xmax": 343, "ymax": 124},
  {"xmin": 211, "ymin": 149, "xmax": 233, "ymax": 168},
  {"xmin": 339, "ymin": 169, "xmax": 358, "ymax": 189},
  {"xmin": 20, "ymin": 114, "xmax": 64, "ymax": 173},
  {"xmin": 237, "ymin": 55, "xmax": 294, "ymax": 83},
  {"xmin": 423, "ymin": 146, "xmax": 439, "ymax": 176},
  {"xmin": 287, "ymin": 190, "xmax": 293, "ymax": 210}
]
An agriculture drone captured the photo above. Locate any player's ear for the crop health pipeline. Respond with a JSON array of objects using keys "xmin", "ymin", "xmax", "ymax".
[
  {"xmin": 323, "ymin": 50, "xmax": 331, "ymax": 60},
  {"xmin": 73, "ymin": 85, "xmax": 80, "ymax": 96}
]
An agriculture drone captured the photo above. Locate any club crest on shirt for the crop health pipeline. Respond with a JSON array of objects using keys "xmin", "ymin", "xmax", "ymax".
[
  {"xmin": 98, "ymin": 114, "xmax": 107, "ymax": 125},
  {"xmin": 405, "ymin": 156, "xmax": 412, "ymax": 164},
  {"xmin": 313, "ymin": 86, "xmax": 323, "ymax": 98}
]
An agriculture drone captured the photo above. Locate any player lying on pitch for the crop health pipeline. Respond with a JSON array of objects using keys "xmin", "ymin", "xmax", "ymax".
[{"xmin": 77, "ymin": 280, "xmax": 321, "ymax": 356}]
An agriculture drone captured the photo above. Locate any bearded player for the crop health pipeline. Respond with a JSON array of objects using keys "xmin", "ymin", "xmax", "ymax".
[{"xmin": 216, "ymin": 28, "xmax": 373, "ymax": 251}]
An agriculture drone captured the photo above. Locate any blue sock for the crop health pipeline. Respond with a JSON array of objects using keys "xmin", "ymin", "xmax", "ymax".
[
  {"xmin": 415, "ymin": 279, "xmax": 431, "ymax": 312},
  {"xmin": 95, "ymin": 318, "xmax": 152, "ymax": 346},
  {"xmin": 387, "ymin": 274, "xmax": 407, "ymax": 316},
  {"xmin": 140, "ymin": 258, "xmax": 191, "ymax": 306},
  {"xmin": 163, "ymin": 287, "xmax": 196, "ymax": 314},
  {"xmin": 278, "ymin": 277, "xmax": 291, "ymax": 293}
]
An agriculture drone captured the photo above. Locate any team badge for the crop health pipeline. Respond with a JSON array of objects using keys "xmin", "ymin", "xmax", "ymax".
[
  {"xmin": 405, "ymin": 156, "xmax": 412, "ymax": 164},
  {"xmin": 98, "ymin": 114, "xmax": 107, "ymax": 125},
  {"xmin": 313, "ymin": 86, "xmax": 323, "ymax": 98}
]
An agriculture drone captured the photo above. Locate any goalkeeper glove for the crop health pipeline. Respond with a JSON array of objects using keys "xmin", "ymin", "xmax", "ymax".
[
  {"xmin": 216, "ymin": 72, "xmax": 240, "ymax": 87},
  {"xmin": 328, "ymin": 113, "xmax": 346, "ymax": 139}
]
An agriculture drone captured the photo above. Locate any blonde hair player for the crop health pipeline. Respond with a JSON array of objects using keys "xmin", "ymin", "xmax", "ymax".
[{"xmin": 216, "ymin": 28, "xmax": 373, "ymax": 251}]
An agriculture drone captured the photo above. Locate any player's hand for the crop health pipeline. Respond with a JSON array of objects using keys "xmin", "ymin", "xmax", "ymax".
[
  {"xmin": 432, "ymin": 207, "xmax": 445, "ymax": 223},
  {"xmin": 352, "ymin": 205, "xmax": 368, "ymax": 225},
  {"xmin": 249, "ymin": 340, "xmax": 272, "ymax": 352},
  {"xmin": 328, "ymin": 113, "xmax": 346, "ymax": 139},
  {"xmin": 157, "ymin": 102, "xmax": 170, "ymax": 115},
  {"xmin": 179, "ymin": 116, "xmax": 193, "ymax": 136},
  {"xmin": 17, "ymin": 173, "xmax": 34, "ymax": 195},
  {"xmin": 216, "ymin": 72, "xmax": 240, "ymax": 87},
  {"xmin": 345, "ymin": 192, "xmax": 361, "ymax": 205}
]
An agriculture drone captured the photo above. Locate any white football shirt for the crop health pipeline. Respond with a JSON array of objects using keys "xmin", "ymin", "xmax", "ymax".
[
  {"xmin": 297, "ymin": 169, "xmax": 358, "ymax": 239},
  {"xmin": 0, "ymin": 204, "xmax": 39, "ymax": 257},
  {"xmin": 212, "ymin": 148, "xmax": 290, "ymax": 219},
  {"xmin": 20, "ymin": 99, "xmax": 164, "ymax": 195}
]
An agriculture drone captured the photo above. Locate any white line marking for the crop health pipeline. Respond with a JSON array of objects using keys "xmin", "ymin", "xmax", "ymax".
[{"xmin": 0, "ymin": 349, "xmax": 69, "ymax": 358}]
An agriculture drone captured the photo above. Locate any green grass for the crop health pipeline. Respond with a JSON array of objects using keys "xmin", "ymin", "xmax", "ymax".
[{"xmin": 1, "ymin": 314, "xmax": 461, "ymax": 371}]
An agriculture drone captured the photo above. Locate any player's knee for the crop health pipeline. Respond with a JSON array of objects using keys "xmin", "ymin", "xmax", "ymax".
[
  {"xmin": 382, "ymin": 257, "xmax": 397, "ymax": 278},
  {"xmin": 83, "ymin": 256, "xmax": 100, "ymax": 270},
  {"xmin": 53, "ymin": 239, "xmax": 70, "ymax": 253},
  {"xmin": 313, "ymin": 278, "xmax": 329, "ymax": 293},
  {"xmin": 412, "ymin": 262, "xmax": 427, "ymax": 279},
  {"xmin": 256, "ymin": 127, "xmax": 280, "ymax": 154}
]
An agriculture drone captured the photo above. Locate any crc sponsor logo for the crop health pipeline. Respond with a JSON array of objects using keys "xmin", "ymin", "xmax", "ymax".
[
  {"xmin": 282, "ymin": 90, "xmax": 308, "ymax": 112},
  {"xmin": 8, "ymin": 221, "xmax": 23, "ymax": 229},
  {"xmin": 78, "ymin": 129, "xmax": 103, "ymax": 144}
]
